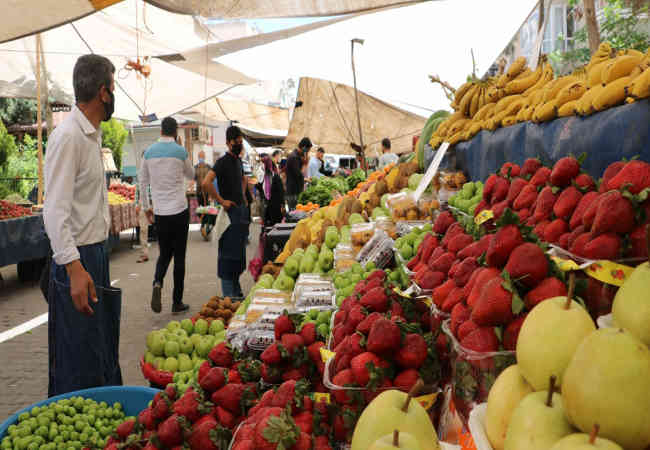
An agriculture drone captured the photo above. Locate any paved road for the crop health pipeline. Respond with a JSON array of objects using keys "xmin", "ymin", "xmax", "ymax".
[{"xmin": 0, "ymin": 224, "xmax": 260, "ymax": 420}]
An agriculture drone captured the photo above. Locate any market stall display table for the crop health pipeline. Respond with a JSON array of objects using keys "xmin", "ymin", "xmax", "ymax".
[{"xmin": 0, "ymin": 214, "xmax": 49, "ymax": 282}]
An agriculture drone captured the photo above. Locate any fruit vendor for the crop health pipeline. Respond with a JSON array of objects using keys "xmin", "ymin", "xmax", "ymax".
[
  {"xmin": 202, "ymin": 125, "xmax": 251, "ymax": 297},
  {"xmin": 43, "ymin": 54, "xmax": 123, "ymax": 396},
  {"xmin": 378, "ymin": 138, "xmax": 398, "ymax": 170},
  {"xmin": 139, "ymin": 117, "xmax": 194, "ymax": 314},
  {"xmin": 286, "ymin": 137, "xmax": 312, "ymax": 211}
]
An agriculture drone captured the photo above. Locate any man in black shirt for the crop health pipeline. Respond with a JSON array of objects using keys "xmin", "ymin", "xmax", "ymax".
[
  {"xmin": 201, "ymin": 126, "xmax": 250, "ymax": 297},
  {"xmin": 285, "ymin": 137, "xmax": 311, "ymax": 211}
]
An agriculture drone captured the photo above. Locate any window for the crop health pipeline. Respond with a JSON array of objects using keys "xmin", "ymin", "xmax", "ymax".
[{"xmin": 543, "ymin": 4, "xmax": 570, "ymax": 53}]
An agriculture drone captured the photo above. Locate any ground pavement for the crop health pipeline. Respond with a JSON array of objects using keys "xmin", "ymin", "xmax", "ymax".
[{"xmin": 0, "ymin": 224, "xmax": 261, "ymax": 420}]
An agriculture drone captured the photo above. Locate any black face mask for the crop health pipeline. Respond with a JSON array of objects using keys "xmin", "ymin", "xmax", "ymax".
[
  {"xmin": 103, "ymin": 87, "xmax": 115, "ymax": 122},
  {"xmin": 232, "ymin": 143, "xmax": 243, "ymax": 156}
]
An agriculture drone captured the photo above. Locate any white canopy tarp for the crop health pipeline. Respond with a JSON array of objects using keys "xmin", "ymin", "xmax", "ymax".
[{"xmin": 218, "ymin": 0, "xmax": 539, "ymax": 114}]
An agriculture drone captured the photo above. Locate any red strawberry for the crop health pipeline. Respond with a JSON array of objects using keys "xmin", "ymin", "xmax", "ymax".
[
  {"xmin": 211, "ymin": 384, "xmax": 252, "ymax": 415},
  {"xmin": 441, "ymin": 223, "xmax": 464, "ymax": 247},
  {"xmin": 334, "ymin": 309, "xmax": 348, "ymax": 326},
  {"xmin": 505, "ymin": 243, "xmax": 549, "ymax": 287},
  {"xmin": 433, "ymin": 211, "xmax": 456, "ymax": 234},
  {"xmin": 530, "ymin": 166, "xmax": 552, "ymax": 187},
  {"xmin": 457, "ymin": 235, "xmax": 490, "ymax": 259},
  {"xmin": 261, "ymin": 363, "xmax": 282, "ymax": 384},
  {"xmin": 506, "ymin": 177, "xmax": 529, "ymax": 205},
  {"xmin": 364, "ymin": 379, "xmax": 393, "ymax": 404},
  {"xmin": 491, "ymin": 177, "xmax": 510, "ymax": 204},
  {"xmin": 592, "ymin": 190, "xmax": 635, "ymax": 235},
  {"xmin": 332, "ymin": 370, "xmax": 356, "ymax": 403},
  {"xmin": 517, "ymin": 208, "xmax": 531, "ymax": 223},
  {"xmin": 418, "ymin": 234, "xmax": 440, "ymax": 263},
  {"xmin": 157, "ymin": 414, "xmax": 185, "ymax": 448},
  {"xmin": 116, "ymin": 419, "xmax": 136, "ymax": 440},
  {"xmin": 350, "ymin": 352, "xmax": 382, "ymax": 386},
  {"xmin": 503, "ymin": 315, "xmax": 527, "ymax": 351},
  {"xmin": 554, "ymin": 186, "xmax": 582, "ymax": 219},
  {"xmin": 354, "ymin": 280, "xmax": 367, "ymax": 296},
  {"xmin": 433, "ymin": 279, "xmax": 456, "ymax": 308},
  {"xmin": 568, "ymin": 225, "xmax": 586, "ymax": 248},
  {"xmin": 534, "ymin": 186, "xmax": 558, "ymax": 222},
  {"xmin": 607, "ymin": 160, "xmax": 650, "ymax": 194},
  {"xmin": 367, "ymin": 269, "xmax": 387, "ymax": 283},
  {"xmin": 550, "ymin": 157, "xmax": 580, "ymax": 187},
  {"xmin": 558, "ymin": 232, "xmax": 570, "ymax": 249},
  {"xmin": 281, "ymin": 334, "xmax": 305, "ymax": 356},
  {"xmin": 361, "ymin": 277, "xmax": 383, "ymax": 295},
  {"xmin": 442, "ymin": 287, "xmax": 466, "ymax": 313},
  {"xmin": 574, "ymin": 173, "xmax": 596, "ymax": 191},
  {"xmin": 313, "ymin": 435, "xmax": 333, "ymax": 450},
  {"xmin": 601, "ymin": 161, "xmax": 626, "ymax": 193},
  {"xmin": 460, "ymin": 327, "xmax": 499, "ymax": 353},
  {"xmin": 272, "ymin": 380, "xmax": 307, "ymax": 411},
  {"xmin": 232, "ymin": 441, "xmax": 254, "ymax": 450},
  {"xmin": 152, "ymin": 393, "xmax": 171, "ymax": 421},
  {"xmin": 197, "ymin": 361, "xmax": 212, "ymax": 385},
  {"xmin": 394, "ymin": 369, "xmax": 420, "ymax": 392},
  {"xmin": 514, "ymin": 184, "xmax": 538, "ymax": 210},
  {"xmin": 429, "ymin": 246, "xmax": 445, "ymax": 265},
  {"xmin": 457, "ymin": 320, "xmax": 480, "ymax": 341},
  {"xmin": 396, "ymin": 334, "xmax": 428, "ymax": 369},
  {"xmin": 415, "ymin": 269, "xmax": 445, "ymax": 290},
  {"xmin": 450, "ymin": 303, "xmax": 471, "ymax": 337},
  {"xmin": 274, "ymin": 314, "xmax": 295, "ymax": 340},
  {"xmin": 138, "ymin": 408, "xmax": 157, "ymax": 431},
  {"xmin": 533, "ymin": 220, "xmax": 549, "ymax": 238},
  {"xmin": 570, "ymin": 232, "xmax": 592, "ymax": 257},
  {"xmin": 582, "ymin": 193, "xmax": 604, "ymax": 229},
  {"xmin": 521, "ymin": 158, "xmax": 542, "ymax": 178},
  {"xmin": 208, "ymin": 342, "xmax": 233, "ymax": 368},
  {"xmin": 452, "ymin": 257, "xmax": 479, "ymax": 287},
  {"xmin": 282, "ymin": 368, "xmax": 305, "ymax": 382},
  {"xmin": 583, "ymin": 233, "xmax": 621, "ymax": 260},
  {"xmin": 253, "ymin": 410, "xmax": 299, "ymax": 450},
  {"xmin": 430, "ymin": 252, "xmax": 456, "ymax": 273},
  {"xmin": 307, "ymin": 341, "xmax": 325, "ymax": 365},
  {"xmin": 261, "ymin": 343, "xmax": 284, "ymax": 365},
  {"xmin": 474, "ymin": 199, "xmax": 490, "ymax": 216},
  {"xmin": 628, "ymin": 225, "xmax": 649, "ymax": 259},
  {"xmin": 471, "ymin": 277, "xmax": 514, "ymax": 326},
  {"xmin": 199, "ymin": 367, "xmax": 227, "ymax": 393},
  {"xmin": 570, "ymin": 191, "xmax": 598, "ymax": 229},
  {"xmin": 492, "ymin": 200, "xmax": 510, "ymax": 220},
  {"xmin": 447, "ymin": 233, "xmax": 474, "ymax": 254},
  {"xmin": 500, "ymin": 162, "xmax": 521, "ymax": 178},
  {"xmin": 356, "ymin": 312, "xmax": 381, "ymax": 335},
  {"xmin": 525, "ymin": 277, "xmax": 567, "ymax": 309},
  {"xmin": 544, "ymin": 218, "xmax": 569, "ymax": 244},
  {"xmin": 467, "ymin": 268, "xmax": 501, "ymax": 308},
  {"xmin": 360, "ymin": 287, "xmax": 389, "ymax": 313},
  {"xmin": 187, "ymin": 416, "xmax": 223, "ymax": 450},
  {"xmin": 299, "ymin": 323, "xmax": 317, "ymax": 346},
  {"xmin": 483, "ymin": 174, "xmax": 499, "ymax": 202},
  {"xmin": 462, "ymin": 267, "xmax": 484, "ymax": 299},
  {"xmin": 367, "ymin": 318, "xmax": 401, "ymax": 354},
  {"xmin": 486, "ymin": 225, "xmax": 524, "ymax": 268},
  {"xmin": 390, "ymin": 300, "xmax": 404, "ymax": 319}
]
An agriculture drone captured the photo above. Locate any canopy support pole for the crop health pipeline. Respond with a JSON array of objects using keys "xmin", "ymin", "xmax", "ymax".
[
  {"xmin": 351, "ymin": 38, "xmax": 367, "ymax": 177},
  {"xmin": 36, "ymin": 34, "xmax": 44, "ymax": 205}
]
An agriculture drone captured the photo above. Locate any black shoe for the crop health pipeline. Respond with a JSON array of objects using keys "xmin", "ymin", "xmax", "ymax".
[
  {"xmin": 151, "ymin": 283, "xmax": 162, "ymax": 313},
  {"xmin": 172, "ymin": 303, "xmax": 190, "ymax": 314}
]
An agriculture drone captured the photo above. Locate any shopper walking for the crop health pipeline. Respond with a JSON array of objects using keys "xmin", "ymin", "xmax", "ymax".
[
  {"xmin": 286, "ymin": 137, "xmax": 311, "ymax": 211},
  {"xmin": 378, "ymin": 138, "xmax": 398, "ymax": 170},
  {"xmin": 135, "ymin": 170, "xmax": 152, "ymax": 263},
  {"xmin": 139, "ymin": 117, "xmax": 194, "ymax": 314},
  {"xmin": 194, "ymin": 151, "xmax": 211, "ymax": 206},
  {"xmin": 262, "ymin": 157, "xmax": 285, "ymax": 226},
  {"xmin": 202, "ymin": 125, "xmax": 250, "ymax": 298},
  {"xmin": 43, "ymin": 54, "xmax": 123, "ymax": 396}
]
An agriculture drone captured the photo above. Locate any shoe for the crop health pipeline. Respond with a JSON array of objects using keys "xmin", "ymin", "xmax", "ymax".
[
  {"xmin": 151, "ymin": 283, "xmax": 162, "ymax": 313},
  {"xmin": 172, "ymin": 303, "xmax": 190, "ymax": 314}
]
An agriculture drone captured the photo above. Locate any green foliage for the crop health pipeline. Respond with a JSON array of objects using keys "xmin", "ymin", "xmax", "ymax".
[
  {"xmin": 0, "ymin": 98, "xmax": 38, "ymax": 127},
  {"xmin": 0, "ymin": 119, "xmax": 17, "ymax": 171},
  {"xmin": 100, "ymin": 118, "xmax": 128, "ymax": 171},
  {"xmin": 1, "ymin": 134, "xmax": 40, "ymax": 198},
  {"xmin": 347, "ymin": 169, "xmax": 367, "ymax": 191}
]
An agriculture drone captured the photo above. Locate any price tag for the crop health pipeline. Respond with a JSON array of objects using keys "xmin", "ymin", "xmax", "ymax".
[
  {"xmin": 313, "ymin": 393, "xmax": 331, "ymax": 404},
  {"xmin": 550, "ymin": 256, "xmax": 582, "ymax": 272},
  {"xmin": 474, "ymin": 209, "xmax": 494, "ymax": 225},
  {"xmin": 584, "ymin": 260, "xmax": 635, "ymax": 287},
  {"xmin": 415, "ymin": 392, "xmax": 439, "ymax": 411},
  {"xmin": 320, "ymin": 347, "xmax": 335, "ymax": 363},
  {"xmin": 413, "ymin": 142, "xmax": 449, "ymax": 202}
]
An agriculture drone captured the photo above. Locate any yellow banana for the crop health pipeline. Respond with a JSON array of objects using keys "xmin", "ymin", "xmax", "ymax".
[
  {"xmin": 504, "ymin": 98, "xmax": 528, "ymax": 117},
  {"xmin": 601, "ymin": 55, "xmax": 644, "ymax": 84},
  {"xmin": 577, "ymin": 84, "xmax": 606, "ymax": 116},
  {"xmin": 469, "ymin": 88, "xmax": 481, "ymax": 118},
  {"xmin": 494, "ymin": 94, "xmax": 523, "ymax": 114},
  {"xmin": 458, "ymin": 84, "xmax": 479, "ymax": 116},
  {"xmin": 468, "ymin": 121, "xmax": 482, "ymax": 136},
  {"xmin": 533, "ymin": 100, "xmax": 558, "ymax": 123},
  {"xmin": 621, "ymin": 49, "xmax": 645, "ymax": 59},
  {"xmin": 555, "ymin": 81, "xmax": 588, "ymax": 107},
  {"xmin": 448, "ymin": 118, "xmax": 471, "ymax": 136},
  {"xmin": 587, "ymin": 60, "xmax": 610, "ymax": 88},
  {"xmin": 515, "ymin": 105, "xmax": 530, "ymax": 122},
  {"xmin": 506, "ymin": 57, "xmax": 528, "ymax": 79},
  {"xmin": 505, "ymin": 63, "xmax": 543, "ymax": 95},
  {"xmin": 528, "ymin": 89, "xmax": 546, "ymax": 108},
  {"xmin": 496, "ymin": 73, "xmax": 509, "ymax": 89},
  {"xmin": 557, "ymin": 100, "xmax": 579, "ymax": 118},
  {"xmin": 429, "ymin": 135, "xmax": 443, "ymax": 149},
  {"xmin": 587, "ymin": 42, "xmax": 613, "ymax": 70},
  {"xmin": 523, "ymin": 63, "xmax": 554, "ymax": 96},
  {"xmin": 544, "ymin": 76, "xmax": 579, "ymax": 102},
  {"xmin": 501, "ymin": 115, "xmax": 518, "ymax": 127},
  {"xmin": 453, "ymin": 81, "xmax": 475, "ymax": 105},
  {"xmin": 474, "ymin": 102, "xmax": 496, "ymax": 122},
  {"xmin": 627, "ymin": 66, "xmax": 650, "ymax": 99},
  {"xmin": 593, "ymin": 76, "xmax": 632, "ymax": 111}
]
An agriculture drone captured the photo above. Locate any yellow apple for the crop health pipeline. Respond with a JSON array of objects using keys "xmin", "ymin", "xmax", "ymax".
[{"xmin": 369, "ymin": 430, "xmax": 422, "ymax": 450}]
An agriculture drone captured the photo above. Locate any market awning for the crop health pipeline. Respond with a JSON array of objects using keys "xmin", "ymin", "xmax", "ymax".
[
  {"xmin": 283, "ymin": 77, "xmax": 426, "ymax": 156},
  {"xmin": 179, "ymin": 97, "xmax": 289, "ymax": 132}
]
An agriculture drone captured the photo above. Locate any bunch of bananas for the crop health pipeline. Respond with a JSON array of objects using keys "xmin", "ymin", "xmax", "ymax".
[
  {"xmin": 108, "ymin": 191, "xmax": 129, "ymax": 205},
  {"xmin": 429, "ymin": 42, "xmax": 650, "ymax": 150}
]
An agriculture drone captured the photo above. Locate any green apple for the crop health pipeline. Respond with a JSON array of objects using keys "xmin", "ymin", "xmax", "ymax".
[
  {"xmin": 146, "ymin": 330, "xmax": 158, "ymax": 350},
  {"xmin": 612, "ymin": 259, "xmax": 650, "ymax": 347},
  {"xmin": 165, "ymin": 331, "xmax": 179, "ymax": 342},
  {"xmin": 209, "ymin": 319, "xmax": 225, "ymax": 335},
  {"xmin": 164, "ymin": 340, "xmax": 180, "ymax": 358},
  {"xmin": 318, "ymin": 249, "xmax": 334, "ymax": 272},
  {"xmin": 144, "ymin": 351, "xmax": 155, "ymax": 365},
  {"xmin": 150, "ymin": 333, "xmax": 166, "ymax": 357},
  {"xmin": 163, "ymin": 357, "xmax": 178, "ymax": 373},
  {"xmin": 284, "ymin": 256, "xmax": 300, "ymax": 279},
  {"xmin": 166, "ymin": 321, "xmax": 181, "ymax": 332},
  {"xmin": 299, "ymin": 254, "xmax": 316, "ymax": 274},
  {"xmin": 317, "ymin": 310, "xmax": 331, "ymax": 325},
  {"xmin": 194, "ymin": 319, "xmax": 209, "ymax": 335},
  {"xmin": 190, "ymin": 334, "xmax": 203, "ymax": 349},
  {"xmin": 349, "ymin": 213, "xmax": 364, "ymax": 225},
  {"xmin": 369, "ymin": 430, "xmax": 422, "ymax": 450},
  {"xmin": 306, "ymin": 244, "xmax": 319, "ymax": 257},
  {"xmin": 214, "ymin": 330, "xmax": 227, "ymax": 343},
  {"xmin": 351, "ymin": 389, "xmax": 440, "ymax": 450},
  {"xmin": 400, "ymin": 243, "xmax": 413, "ymax": 260},
  {"xmin": 196, "ymin": 338, "xmax": 212, "ymax": 358},
  {"xmin": 174, "ymin": 329, "xmax": 188, "ymax": 340},
  {"xmin": 177, "ymin": 354, "xmax": 193, "ymax": 372},
  {"xmin": 351, "ymin": 262, "xmax": 363, "ymax": 275},
  {"xmin": 550, "ymin": 432, "xmax": 623, "ymax": 450},
  {"xmin": 562, "ymin": 328, "xmax": 650, "ymax": 450},
  {"xmin": 486, "ymin": 365, "xmax": 533, "ymax": 450},
  {"xmin": 178, "ymin": 337, "xmax": 193, "ymax": 355},
  {"xmin": 180, "ymin": 319, "xmax": 194, "ymax": 335},
  {"xmin": 153, "ymin": 357, "xmax": 165, "ymax": 370},
  {"xmin": 325, "ymin": 226, "xmax": 340, "ymax": 249},
  {"xmin": 504, "ymin": 379, "xmax": 573, "ymax": 450},
  {"xmin": 257, "ymin": 273, "xmax": 275, "ymax": 289},
  {"xmin": 193, "ymin": 358, "xmax": 206, "ymax": 370},
  {"xmin": 275, "ymin": 274, "xmax": 295, "ymax": 292},
  {"xmin": 516, "ymin": 294, "xmax": 595, "ymax": 391}
]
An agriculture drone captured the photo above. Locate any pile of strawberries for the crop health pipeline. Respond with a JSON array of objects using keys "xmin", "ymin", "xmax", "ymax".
[
  {"xmin": 477, "ymin": 157, "xmax": 650, "ymax": 261},
  {"xmin": 0, "ymin": 200, "xmax": 31, "ymax": 220},
  {"xmin": 260, "ymin": 313, "xmax": 328, "ymax": 392}
]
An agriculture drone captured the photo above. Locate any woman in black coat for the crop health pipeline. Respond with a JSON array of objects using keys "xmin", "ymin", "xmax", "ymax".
[{"xmin": 261, "ymin": 157, "xmax": 285, "ymax": 226}]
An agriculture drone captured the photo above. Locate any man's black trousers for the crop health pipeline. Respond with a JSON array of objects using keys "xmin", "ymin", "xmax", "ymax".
[{"xmin": 154, "ymin": 209, "xmax": 190, "ymax": 304}]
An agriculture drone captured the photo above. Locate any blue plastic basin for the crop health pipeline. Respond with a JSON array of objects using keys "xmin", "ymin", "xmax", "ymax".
[{"xmin": 0, "ymin": 385, "xmax": 159, "ymax": 440}]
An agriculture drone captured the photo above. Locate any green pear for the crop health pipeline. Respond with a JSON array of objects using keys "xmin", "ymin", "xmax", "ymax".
[
  {"xmin": 611, "ymin": 238, "xmax": 650, "ymax": 346},
  {"xmin": 504, "ymin": 376, "xmax": 574, "ymax": 450},
  {"xmin": 561, "ymin": 328, "xmax": 650, "ymax": 450},
  {"xmin": 351, "ymin": 382, "xmax": 440, "ymax": 450},
  {"xmin": 369, "ymin": 430, "xmax": 422, "ymax": 450},
  {"xmin": 550, "ymin": 426, "xmax": 623, "ymax": 450},
  {"xmin": 485, "ymin": 365, "xmax": 534, "ymax": 450},
  {"xmin": 516, "ymin": 276, "xmax": 595, "ymax": 391}
]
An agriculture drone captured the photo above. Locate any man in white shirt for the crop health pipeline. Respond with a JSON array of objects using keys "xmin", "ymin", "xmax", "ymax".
[
  {"xmin": 139, "ymin": 117, "xmax": 194, "ymax": 313},
  {"xmin": 43, "ymin": 54, "xmax": 122, "ymax": 396},
  {"xmin": 307, "ymin": 147, "xmax": 326, "ymax": 180},
  {"xmin": 378, "ymin": 138, "xmax": 399, "ymax": 170}
]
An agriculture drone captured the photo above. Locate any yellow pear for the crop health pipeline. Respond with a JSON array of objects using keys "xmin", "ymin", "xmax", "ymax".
[
  {"xmin": 369, "ymin": 430, "xmax": 423, "ymax": 450},
  {"xmin": 516, "ymin": 275, "xmax": 595, "ymax": 390},
  {"xmin": 612, "ymin": 228, "xmax": 650, "ymax": 346},
  {"xmin": 485, "ymin": 365, "xmax": 534, "ymax": 450},
  {"xmin": 562, "ymin": 328, "xmax": 650, "ymax": 450},
  {"xmin": 550, "ymin": 425, "xmax": 623, "ymax": 450},
  {"xmin": 351, "ymin": 381, "xmax": 440, "ymax": 450},
  {"xmin": 504, "ymin": 377, "xmax": 574, "ymax": 450}
]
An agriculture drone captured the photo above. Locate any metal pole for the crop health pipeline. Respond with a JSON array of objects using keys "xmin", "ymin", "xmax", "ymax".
[
  {"xmin": 350, "ymin": 38, "xmax": 367, "ymax": 177},
  {"xmin": 36, "ymin": 34, "xmax": 44, "ymax": 205}
]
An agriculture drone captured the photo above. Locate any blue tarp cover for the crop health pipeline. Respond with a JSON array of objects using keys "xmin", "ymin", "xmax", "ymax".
[{"xmin": 0, "ymin": 214, "xmax": 49, "ymax": 267}]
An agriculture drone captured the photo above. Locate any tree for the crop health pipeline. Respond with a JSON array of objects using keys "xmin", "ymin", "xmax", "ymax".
[
  {"xmin": 0, "ymin": 98, "xmax": 39, "ymax": 127},
  {"xmin": 0, "ymin": 118, "xmax": 17, "ymax": 172},
  {"xmin": 101, "ymin": 118, "xmax": 128, "ymax": 172}
]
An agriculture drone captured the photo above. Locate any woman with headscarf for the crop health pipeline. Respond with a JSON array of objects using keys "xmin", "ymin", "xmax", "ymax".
[{"xmin": 261, "ymin": 157, "xmax": 285, "ymax": 226}]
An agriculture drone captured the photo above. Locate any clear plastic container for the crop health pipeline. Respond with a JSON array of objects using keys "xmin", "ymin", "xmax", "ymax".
[
  {"xmin": 359, "ymin": 236, "xmax": 395, "ymax": 269},
  {"xmin": 374, "ymin": 216, "xmax": 397, "ymax": 239},
  {"xmin": 386, "ymin": 192, "xmax": 419, "ymax": 221},
  {"xmin": 356, "ymin": 229, "xmax": 391, "ymax": 263},
  {"xmin": 334, "ymin": 243, "xmax": 357, "ymax": 272},
  {"xmin": 350, "ymin": 222, "xmax": 376, "ymax": 246},
  {"xmin": 396, "ymin": 220, "xmax": 431, "ymax": 237},
  {"xmin": 293, "ymin": 287, "xmax": 336, "ymax": 311},
  {"xmin": 250, "ymin": 289, "xmax": 293, "ymax": 307}
]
